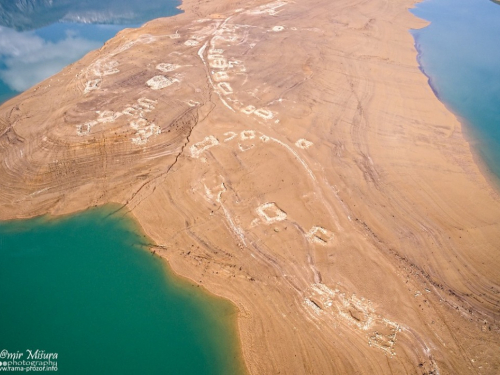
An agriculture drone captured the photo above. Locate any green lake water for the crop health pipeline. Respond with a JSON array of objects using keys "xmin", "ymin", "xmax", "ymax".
[
  {"xmin": 0, "ymin": 2, "xmax": 246, "ymax": 374},
  {"xmin": 0, "ymin": 206, "xmax": 246, "ymax": 374}
]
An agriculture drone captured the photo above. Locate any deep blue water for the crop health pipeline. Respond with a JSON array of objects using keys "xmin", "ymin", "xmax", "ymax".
[
  {"xmin": 0, "ymin": 0, "xmax": 181, "ymax": 103},
  {"xmin": 411, "ymin": 0, "xmax": 500, "ymax": 181}
]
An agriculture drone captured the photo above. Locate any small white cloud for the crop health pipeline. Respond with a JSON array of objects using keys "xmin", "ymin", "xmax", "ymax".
[{"xmin": 0, "ymin": 26, "xmax": 101, "ymax": 92}]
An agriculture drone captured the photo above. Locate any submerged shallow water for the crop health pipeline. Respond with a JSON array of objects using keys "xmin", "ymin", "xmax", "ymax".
[
  {"xmin": 0, "ymin": 0, "xmax": 181, "ymax": 103},
  {"xmin": 410, "ymin": 0, "xmax": 500, "ymax": 181},
  {"xmin": 0, "ymin": 206, "xmax": 245, "ymax": 374}
]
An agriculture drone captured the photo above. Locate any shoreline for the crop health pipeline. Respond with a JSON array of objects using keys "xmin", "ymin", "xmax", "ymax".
[
  {"xmin": 0, "ymin": 203, "xmax": 248, "ymax": 375},
  {"xmin": 127, "ymin": 207, "xmax": 250, "ymax": 375},
  {"xmin": 410, "ymin": 18, "xmax": 500, "ymax": 193},
  {"xmin": 0, "ymin": 201, "xmax": 251, "ymax": 374},
  {"xmin": 0, "ymin": 205, "xmax": 243, "ymax": 374},
  {"xmin": 130, "ymin": 207, "xmax": 249, "ymax": 375},
  {"xmin": 1, "ymin": 0, "xmax": 500, "ymax": 372}
]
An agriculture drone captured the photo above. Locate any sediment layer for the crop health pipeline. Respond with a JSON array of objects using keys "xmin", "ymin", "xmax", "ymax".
[{"xmin": 1, "ymin": 0, "xmax": 500, "ymax": 373}]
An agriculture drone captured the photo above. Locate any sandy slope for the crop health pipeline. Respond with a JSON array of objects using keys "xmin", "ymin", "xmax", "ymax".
[{"xmin": 1, "ymin": 0, "xmax": 500, "ymax": 373}]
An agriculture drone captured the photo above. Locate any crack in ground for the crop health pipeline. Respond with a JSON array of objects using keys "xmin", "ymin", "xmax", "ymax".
[{"xmin": 105, "ymin": 109, "xmax": 200, "ymax": 218}]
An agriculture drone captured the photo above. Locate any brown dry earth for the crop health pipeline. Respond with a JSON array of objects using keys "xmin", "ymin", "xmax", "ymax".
[{"xmin": 1, "ymin": 0, "xmax": 500, "ymax": 373}]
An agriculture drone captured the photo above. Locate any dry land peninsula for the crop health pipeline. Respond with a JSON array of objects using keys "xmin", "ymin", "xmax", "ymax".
[{"xmin": 1, "ymin": 0, "xmax": 500, "ymax": 373}]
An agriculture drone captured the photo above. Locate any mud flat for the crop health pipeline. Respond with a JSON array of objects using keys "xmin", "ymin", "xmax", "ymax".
[{"xmin": 1, "ymin": 0, "xmax": 500, "ymax": 373}]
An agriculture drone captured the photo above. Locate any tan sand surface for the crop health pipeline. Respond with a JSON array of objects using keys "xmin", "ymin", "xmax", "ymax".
[{"xmin": 1, "ymin": 0, "xmax": 500, "ymax": 373}]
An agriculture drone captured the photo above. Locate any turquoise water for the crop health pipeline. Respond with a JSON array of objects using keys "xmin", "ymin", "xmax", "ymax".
[
  {"xmin": 0, "ymin": 0, "xmax": 181, "ymax": 103},
  {"xmin": 410, "ymin": 0, "xmax": 500, "ymax": 181},
  {"xmin": 0, "ymin": 206, "xmax": 245, "ymax": 374},
  {"xmin": 0, "ymin": 3, "xmax": 246, "ymax": 374}
]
